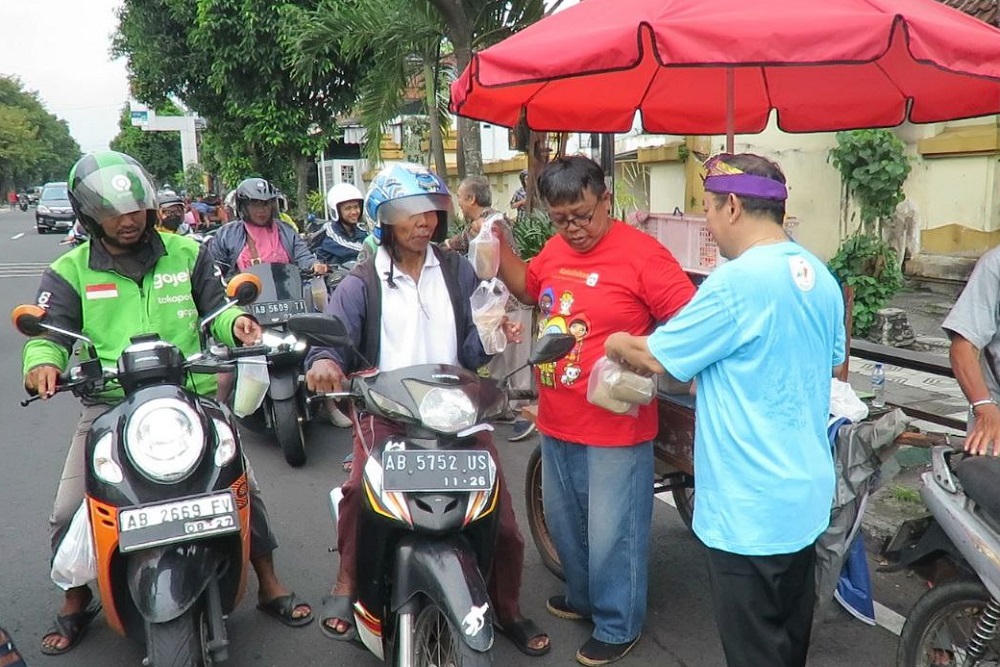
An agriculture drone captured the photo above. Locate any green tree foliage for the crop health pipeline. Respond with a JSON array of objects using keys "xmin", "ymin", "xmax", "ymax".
[
  {"xmin": 113, "ymin": 0, "xmax": 362, "ymax": 215},
  {"xmin": 108, "ymin": 102, "xmax": 183, "ymax": 183},
  {"xmin": 0, "ymin": 76, "xmax": 81, "ymax": 191}
]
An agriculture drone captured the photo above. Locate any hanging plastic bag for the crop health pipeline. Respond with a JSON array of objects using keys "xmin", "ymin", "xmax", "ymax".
[
  {"xmin": 468, "ymin": 213, "xmax": 503, "ymax": 280},
  {"xmin": 51, "ymin": 502, "xmax": 97, "ymax": 590},
  {"xmin": 587, "ymin": 356, "xmax": 654, "ymax": 415},
  {"xmin": 830, "ymin": 378, "xmax": 869, "ymax": 422},
  {"xmin": 471, "ymin": 278, "xmax": 510, "ymax": 355},
  {"xmin": 233, "ymin": 356, "xmax": 270, "ymax": 417}
]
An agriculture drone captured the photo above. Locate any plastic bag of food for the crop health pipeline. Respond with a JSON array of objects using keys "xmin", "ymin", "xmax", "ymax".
[
  {"xmin": 829, "ymin": 378, "xmax": 869, "ymax": 422},
  {"xmin": 233, "ymin": 356, "xmax": 270, "ymax": 417},
  {"xmin": 51, "ymin": 502, "xmax": 96, "ymax": 590},
  {"xmin": 468, "ymin": 213, "xmax": 503, "ymax": 280},
  {"xmin": 471, "ymin": 278, "xmax": 510, "ymax": 355},
  {"xmin": 587, "ymin": 356, "xmax": 654, "ymax": 415}
]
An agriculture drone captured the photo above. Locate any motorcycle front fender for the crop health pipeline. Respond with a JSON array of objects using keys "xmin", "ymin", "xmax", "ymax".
[
  {"xmin": 126, "ymin": 544, "xmax": 223, "ymax": 623},
  {"xmin": 266, "ymin": 367, "xmax": 299, "ymax": 402},
  {"xmin": 392, "ymin": 535, "xmax": 494, "ymax": 652}
]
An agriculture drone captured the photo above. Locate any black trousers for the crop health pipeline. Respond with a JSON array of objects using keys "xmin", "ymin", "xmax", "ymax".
[{"xmin": 705, "ymin": 543, "xmax": 817, "ymax": 667}]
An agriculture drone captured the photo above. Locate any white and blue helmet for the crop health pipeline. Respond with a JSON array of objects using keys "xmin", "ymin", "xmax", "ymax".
[{"xmin": 363, "ymin": 163, "xmax": 452, "ymax": 245}]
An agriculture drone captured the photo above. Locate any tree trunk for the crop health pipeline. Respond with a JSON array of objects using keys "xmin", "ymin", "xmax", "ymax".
[
  {"xmin": 425, "ymin": 59, "xmax": 448, "ymax": 177},
  {"xmin": 294, "ymin": 153, "xmax": 310, "ymax": 221},
  {"xmin": 453, "ymin": 44, "xmax": 482, "ymax": 178}
]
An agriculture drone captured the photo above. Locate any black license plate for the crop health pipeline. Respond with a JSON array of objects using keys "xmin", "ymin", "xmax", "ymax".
[
  {"xmin": 249, "ymin": 299, "xmax": 307, "ymax": 324},
  {"xmin": 382, "ymin": 450, "xmax": 495, "ymax": 492},
  {"xmin": 117, "ymin": 492, "xmax": 240, "ymax": 553}
]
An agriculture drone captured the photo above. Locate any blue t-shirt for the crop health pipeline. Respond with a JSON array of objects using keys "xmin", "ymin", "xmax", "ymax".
[{"xmin": 647, "ymin": 242, "xmax": 845, "ymax": 556}]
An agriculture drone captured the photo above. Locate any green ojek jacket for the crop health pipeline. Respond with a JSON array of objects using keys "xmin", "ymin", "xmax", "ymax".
[{"xmin": 22, "ymin": 230, "xmax": 243, "ymax": 402}]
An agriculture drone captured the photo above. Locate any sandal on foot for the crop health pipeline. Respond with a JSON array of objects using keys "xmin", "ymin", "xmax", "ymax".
[
  {"xmin": 319, "ymin": 594, "xmax": 357, "ymax": 642},
  {"xmin": 496, "ymin": 618, "xmax": 551, "ymax": 657},
  {"xmin": 257, "ymin": 592, "xmax": 314, "ymax": 628},
  {"xmin": 575, "ymin": 635, "xmax": 641, "ymax": 667},
  {"xmin": 40, "ymin": 599, "xmax": 102, "ymax": 656},
  {"xmin": 546, "ymin": 595, "xmax": 589, "ymax": 621},
  {"xmin": 342, "ymin": 453, "xmax": 354, "ymax": 474},
  {"xmin": 0, "ymin": 627, "xmax": 26, "ymax": 667}
]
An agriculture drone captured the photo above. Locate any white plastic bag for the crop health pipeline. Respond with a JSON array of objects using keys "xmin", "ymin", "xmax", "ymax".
[
  {"xmin": 233, "ymin": 356, "xmax": 270, "ymax": 417},
  {"xmin": 471, "ymin": 278, "xmax": 510, "ymax": 355},
  {"xmin": 829, "ymin": 378, "xmax": 869, "ymax": 422},
  {"xmin": 587, "ymin": 356, "xmax": 654, "ymax": 415},
  {"xmin": 51, "ymin": 502, "xmax": 96, "ymax": 590},
  {"xmin": 468, "ymin": 213, "xmax": 503, "ymax": 280}
]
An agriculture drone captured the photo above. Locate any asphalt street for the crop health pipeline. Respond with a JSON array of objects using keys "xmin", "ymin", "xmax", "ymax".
[{"xmin": 0, "ymin": 207, "xmax": 918, "ymax": 666}]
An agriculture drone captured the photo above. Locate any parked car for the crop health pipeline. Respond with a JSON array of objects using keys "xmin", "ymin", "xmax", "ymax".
[
  {"xmin": 27, "ymin": 186, "xmax": 43, "ymax": 205},
  {"xmin": 35, "ymin": 182, "xmax": 75, "ymax": 234}
]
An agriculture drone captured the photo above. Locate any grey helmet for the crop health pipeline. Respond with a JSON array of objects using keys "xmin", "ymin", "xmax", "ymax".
[{"xmin": 235, "ymin": 178, "xmax": 278, "ymax": 222}]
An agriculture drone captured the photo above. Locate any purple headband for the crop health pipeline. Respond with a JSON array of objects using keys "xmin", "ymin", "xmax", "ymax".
[{"xmin": 704, "ymin": 174, "xmax": 788, "ymax": 201}]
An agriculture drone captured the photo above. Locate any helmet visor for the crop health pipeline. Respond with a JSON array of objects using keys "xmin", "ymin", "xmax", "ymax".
[
  {"xmin": 375, "ymin": 193, "xmax": 452, "ymax": 225},
  {"xmin": 74, "ymin": 163, "xmax": 157, "ymax": 222}
]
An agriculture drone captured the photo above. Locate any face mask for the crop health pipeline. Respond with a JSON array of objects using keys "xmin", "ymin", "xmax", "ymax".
[{"xmin": 161, "ymin": 214, "xmax": 183, "ymax": 231}]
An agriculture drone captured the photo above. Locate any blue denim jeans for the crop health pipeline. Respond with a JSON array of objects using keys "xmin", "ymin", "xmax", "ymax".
[{"xmin": 541, "ymin": 435, "xmax": 654, "ymax": 644}]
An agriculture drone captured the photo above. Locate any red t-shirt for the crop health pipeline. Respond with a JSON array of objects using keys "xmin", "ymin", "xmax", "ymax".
[{"xmin": 526, "ymin": 221, "xmax": 696, "ymax": 446}]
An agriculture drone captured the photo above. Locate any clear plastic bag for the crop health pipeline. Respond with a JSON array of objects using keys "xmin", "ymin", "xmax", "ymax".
[
  {"xmin": 51, "ymin": 502, "xmax": 96, "ymax": 590},
  {"xmin": 468, "ymin": 213, "xmax": 503, "ymax": 280},
  {"xmin": 829, "ymin": 378, "xmax": 869, "ymax": 422},
  {"xmin": 471, "ymin": 278, "xmax": 510, "ymax": 355},
  {"xmin": 233, "ymin": 356, "xmax": 270, "ymax": 417},
  {"xmin": 587, "ymin": 356, "xmax": 654, "ymax": 415}
]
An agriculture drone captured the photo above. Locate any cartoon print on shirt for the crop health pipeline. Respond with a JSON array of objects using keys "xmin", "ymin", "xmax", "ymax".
[
  {"xmin": 538, "ymin": 315, "xmax": 567, "ymax": 388},
  {"xmin": 565, "ymin": 315, "xmax": 591, "ymax": 364},
  {"xmin": 537, "ymin": 287, "xmax": 556, "ymax": 336},
  {"xmin": 558, "ymin": 290, "xmax": 574, "ymax": 316},
  {"xmin": 561, "ymin": 364, "xmax": 583, "ymax": 386}
]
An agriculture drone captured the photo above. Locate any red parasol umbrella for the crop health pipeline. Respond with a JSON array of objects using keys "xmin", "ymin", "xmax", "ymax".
[{"xmin": 451, "ymin": 0, "xmax": 1000, "ymax": 151}]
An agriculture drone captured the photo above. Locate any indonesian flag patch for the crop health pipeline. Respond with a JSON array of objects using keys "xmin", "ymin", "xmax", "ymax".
[{"xmin": 85, "ymin": 283, "xmax": 119, "ymax": 300}]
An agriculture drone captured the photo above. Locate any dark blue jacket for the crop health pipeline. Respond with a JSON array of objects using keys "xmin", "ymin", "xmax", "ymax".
[{"xmin": 316, "ymin": 221, "xmax": 369, "ymax": 265}]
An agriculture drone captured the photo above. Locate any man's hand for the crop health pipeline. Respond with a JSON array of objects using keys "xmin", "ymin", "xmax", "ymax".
[
  {"xmin": 312, "ymin": 263, "xmax": 329, "ymax": 275},
  {"xmin": 25, "ymin": 364, "xmax": 60, "ymax": 399},
  {"xmin": 233, "ymin": 315, "xmax": 262, "ymax": 346},
  {"xmin": 966, "ymin": 403, "xmax": 1000, "ymax": 456},
  {"xmin": 306, "ymin": 359, "xmax": 347, "ymax": 394},
  {"xmin": 501, "ymin": 316, "xmax": 524, "ymax": 344},
  {"xmin": 605, "ymin": 332, "xmax": 666, "ymax": 376}
]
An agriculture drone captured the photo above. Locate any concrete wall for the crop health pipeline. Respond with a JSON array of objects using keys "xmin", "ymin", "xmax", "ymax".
[{"xmin": 647, "ymin": 162, "xmax": 686, "ymax": 214}]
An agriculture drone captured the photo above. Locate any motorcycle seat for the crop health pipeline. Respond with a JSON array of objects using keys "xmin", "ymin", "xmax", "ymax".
[{"xmin": 955, "ymin": 455, "xmax": 1000, "ymax": 526}]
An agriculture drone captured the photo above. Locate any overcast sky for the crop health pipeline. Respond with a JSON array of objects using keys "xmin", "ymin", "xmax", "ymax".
[{"xmin": 2, "ymin": 0, "xmax": 128, "ymax": 154}]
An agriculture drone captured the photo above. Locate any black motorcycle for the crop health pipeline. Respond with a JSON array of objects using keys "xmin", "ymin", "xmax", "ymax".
[
  {"xmin": 18, "ymin": 194, "xmax": 28, "ymax": 211},
  {"xmin": 286, "ymin": 314, "xmax": 574, "ymax": 667},
  {"xmin": 232, "ymin": 262, "xmax": 330, "ymax": 466},
  {"xmin": 12, "ymin": 274, "xmax": 269, "ymax": 667}
]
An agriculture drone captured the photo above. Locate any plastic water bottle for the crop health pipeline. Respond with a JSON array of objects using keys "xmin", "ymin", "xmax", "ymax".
[{"xmin": 871, "ymin": 363, "xmax": 886, "ymax": 408}]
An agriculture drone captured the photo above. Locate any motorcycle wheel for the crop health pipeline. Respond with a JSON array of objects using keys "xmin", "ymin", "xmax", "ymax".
[
  {"xmin": 896, "ymin": 578, "xmax": 997, "ymax": 666},
  {"xmin": 145, "ymin": 607, "xmax": 204, "ymax": 667},
  {"xmin": 524, "ymin": 444, "xmax": 565, "ymax": 580},
  {"xmin": 271, "ymin": 398, "xmax": 307, "ymax": 467},
  {"xmin": 410, "ymin": 603, "xmax": 491, "ymax": 667},
  {"xmin": 671, "ymin": 486, "xmax": 695, "ymax": 530}
]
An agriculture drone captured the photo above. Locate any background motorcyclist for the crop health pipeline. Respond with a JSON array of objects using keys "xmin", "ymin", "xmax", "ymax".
[
  {"xmin": 316, "ymin": 183, "xmax": 368, "ymax": 266},
  {"xmin": 155, "ymin": 193, "xmax": 191, "ymax": 235},
  {"xmin": 23, "ymin": 152, "xmax": 313, "ymax": 656},
  {"xmin": 303, "ymin": 162, "xmax": 550, "ymax": 657},
  {"xmin": 209, "ymin": 178, "xmax": 325, "ymax": 277}
]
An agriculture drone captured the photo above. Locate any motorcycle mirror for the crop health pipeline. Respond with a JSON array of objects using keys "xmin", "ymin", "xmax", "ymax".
[
  {"xmin": 11, "ymin": 304, "xmax": 46, "ymax": 337},
  {"xmin": 528, "ymin": 333, "xmax": 576, "ymax": 366},
  {"xmin": 226, "ymin": 273, "xmax": 263, "ymax": 306},
  {"xmin": 286, "ymin": 313, "xmax": 352, "ymax": 348}
]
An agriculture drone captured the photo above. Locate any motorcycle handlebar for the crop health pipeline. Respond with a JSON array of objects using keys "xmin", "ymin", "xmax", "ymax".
[{"xmin": 212, "ymin": 344, "xmax": 271, "ymax": 361}]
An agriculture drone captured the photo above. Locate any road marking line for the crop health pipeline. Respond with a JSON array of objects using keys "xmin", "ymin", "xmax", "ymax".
[
  {"xmin": 11, "ymin": 233, "xmax": 23, "ymax": 240},
  {"xmin": 653, "ymin": 493, "xmax": 906, "ymax": 636}
]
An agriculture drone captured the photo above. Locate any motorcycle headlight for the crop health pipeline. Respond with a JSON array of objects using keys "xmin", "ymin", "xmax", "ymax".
[
  {"xmin": 212, "ymin": 418, "xmax": 238, "ymax": 467},
  {"xmin": 125, "ymin": 398, "xmax": 205, "ymax": 482},
  {"xmin": 37, "ymin": 205, "xmax": 50, "ymax": 214},
  {"xmin": 418, "ymin": 388, "xmax": 477, "ymax": 433}
]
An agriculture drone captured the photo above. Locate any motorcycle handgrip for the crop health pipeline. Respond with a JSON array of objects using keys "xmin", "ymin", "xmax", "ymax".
[
  {"xmin": 21, "ymin": 370, "xmax": 75, "ymax": 405},
  {"xmin": 507, "ymin": 389, "xmax": 538, "ymax": 401},
  {"xmin": 220, "ymin": 344, "xmax": 271, "ymax": 360}
]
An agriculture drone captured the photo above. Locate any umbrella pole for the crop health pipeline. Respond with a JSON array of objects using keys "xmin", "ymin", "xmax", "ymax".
[
  {"xmin": 601, "ymin": 132, "xmax": 615, "ymax": 209},
  {"xmin": 726, "ymin": 68, "xmax": 735, "ymax": 153}
]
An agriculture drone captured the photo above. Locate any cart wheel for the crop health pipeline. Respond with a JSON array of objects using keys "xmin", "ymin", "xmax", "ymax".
[
  {"xmin": 524, "ymin": 444, "xmax": 564, "ymax": 580},
  {"xmin": 671, "ymin": 486, "xmax": 695, "ymax": 530}
]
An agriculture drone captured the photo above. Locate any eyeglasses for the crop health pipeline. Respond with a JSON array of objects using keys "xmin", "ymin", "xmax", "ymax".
[{"xmin": 548, "ymin": 200, "xmax": 601, "ymax": 230}]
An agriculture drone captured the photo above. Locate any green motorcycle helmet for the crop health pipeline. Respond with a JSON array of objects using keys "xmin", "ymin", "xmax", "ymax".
[{"xmin": 67, "ymin": 151, "xmax": 158, "ymax": 240}]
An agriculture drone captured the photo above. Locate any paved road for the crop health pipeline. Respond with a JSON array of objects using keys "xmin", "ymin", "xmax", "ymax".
[{"xmin": 0, "ymin": 208, "xmax": 915, "ymax": 666}]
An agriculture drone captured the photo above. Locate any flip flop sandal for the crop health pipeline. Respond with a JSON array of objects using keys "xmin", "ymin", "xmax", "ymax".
[
  {"xmin": 496, "ymin": 618, "xmax": 551, "ymax": 657},
  {"xmin": 319, "ymin": 594, "xmax": 357, "ymax": 642},
  {"xmin": 342, "ymin": 453, "xmax": 354, "ymax": 474},
  {"xmin": 39, "ymin": 599, "xmax": 102, "ymax": 656},
  {"xmin": 256, "ymin": 592, "xmax": 314, "ymax": 628},
  {"xmin": 0, "ymin": 626, "xmax": 27, "ymax": 667}
]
